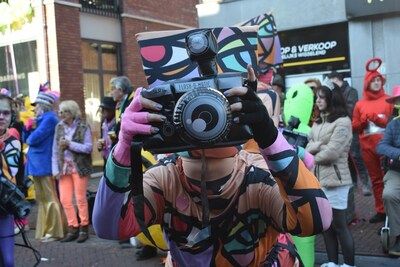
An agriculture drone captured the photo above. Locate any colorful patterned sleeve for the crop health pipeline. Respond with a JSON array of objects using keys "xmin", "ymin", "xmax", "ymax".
[
  {"xmin": 93, "ymin": 153, "xmax": 165, "ymax": 241},
  {"xmin": 260, "ymin": 132, "xmax": 332, "ymax": 236}
]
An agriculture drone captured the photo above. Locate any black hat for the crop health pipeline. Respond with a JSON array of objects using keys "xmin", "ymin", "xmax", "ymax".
[
  {"xmin": 99, "ymin": 96, "xmax": 116, "ymax": 110},
  {"xmin": 327, "ymin": 71, "xmax": 343, "ymax": 80},
  {"xmin": 272, "ymin": 74, "xmax": 284, "ymax": 88}
]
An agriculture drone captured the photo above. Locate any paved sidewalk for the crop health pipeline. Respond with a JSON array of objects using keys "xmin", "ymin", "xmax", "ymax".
[
  {"xmin": 315, "ymin": 185, "xmax": 388, "ymax": 256},
  {"xmin": 14, "ymin": 176, "xmax": 400, "ymax": 266}
]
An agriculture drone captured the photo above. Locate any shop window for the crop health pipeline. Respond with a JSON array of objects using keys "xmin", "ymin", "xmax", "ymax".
[
  {"xmin": 81, "ymin": 40, "xmax": 120, "ymax": 167},
  {"xmin": 0, "ymin": 41, "xmax": 38, "ymax": 97}
]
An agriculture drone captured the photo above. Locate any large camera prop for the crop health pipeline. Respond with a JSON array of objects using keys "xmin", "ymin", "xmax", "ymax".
[
  {"xmin": 0, "ymin": 176, "xmax": 31, "ymax": 219},
  {"xmin": 140, "ymin": 30, "xmax": 253, "ymax": 154}
]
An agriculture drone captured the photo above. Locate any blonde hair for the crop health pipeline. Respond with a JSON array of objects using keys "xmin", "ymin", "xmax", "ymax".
[{"xmin": 59, "ymin": 100, "xmax": 81, "ymax": 119}]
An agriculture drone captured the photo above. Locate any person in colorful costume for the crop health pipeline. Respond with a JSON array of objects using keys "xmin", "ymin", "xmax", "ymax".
[
  {"xmin": 93, "ymin": 66, "xmax": 332, "ymax": 266},
  {"xmin": 0, "ymin": 94, "xmax": 22, "ymax": 267},
  {"xmin": 110, "ymin": 75, "xmax": 163, "ymax": 259},
  {"xmin": 352, "ymin": 58, "xmax": 393, "ymax": 223},
  {"xmin": 26, "ymin": 92, "xmax": 65, "ymax": 242}
]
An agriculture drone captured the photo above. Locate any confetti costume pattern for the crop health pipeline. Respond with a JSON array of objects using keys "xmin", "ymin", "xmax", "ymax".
[{"xmin": 93, "ymin": 133, "xmax": 331, "ymax": 266}]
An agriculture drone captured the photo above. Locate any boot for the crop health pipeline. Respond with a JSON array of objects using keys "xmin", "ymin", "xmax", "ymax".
[
  {"xmin": 60, "ymin": 226, "xmax": 79, "ymax": 242},
  {"xmin": 76, "ymin": 225, "xmax": 89, "ymax": 243},
  {"xmin": 369, "ymin": 212, "xmax": 386, "ymax": 223}
]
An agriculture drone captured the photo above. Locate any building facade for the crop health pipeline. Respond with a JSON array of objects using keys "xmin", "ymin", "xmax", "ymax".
[
  {"xmin": 197, "ymin": 0, "xmax": 400, "ymax": 95},
  {"xmin": 1, "ymin": 0, "xmax": 198, "ymax": 165}
]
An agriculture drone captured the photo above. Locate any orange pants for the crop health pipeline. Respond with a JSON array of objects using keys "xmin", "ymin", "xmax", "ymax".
[{"xmin": 59, "ymin": 173, "xmax": 89, "ymax": 227}]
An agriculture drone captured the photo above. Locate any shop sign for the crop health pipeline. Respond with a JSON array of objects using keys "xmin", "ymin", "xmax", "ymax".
[{"xmin": 279, "ymin": 23, "xmax": 349, "ymax": 74}]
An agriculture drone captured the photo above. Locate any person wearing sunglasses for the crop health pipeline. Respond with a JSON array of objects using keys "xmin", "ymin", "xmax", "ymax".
[
  {"xmin": 53, "ymin": 100, "xmax": 93, "ymax": 243},
  {"xmin": 0, "ymin": 94, "xmax": 23, "ymax": 267}
]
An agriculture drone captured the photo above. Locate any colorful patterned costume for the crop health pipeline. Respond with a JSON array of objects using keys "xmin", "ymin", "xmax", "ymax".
[
  {"xmin": 93, "ymin": 133, "xmax": 331, "ymax": 266},
  {"xmin": 0, "ymin": 133, "xmax": 22, "ymax": 267}
]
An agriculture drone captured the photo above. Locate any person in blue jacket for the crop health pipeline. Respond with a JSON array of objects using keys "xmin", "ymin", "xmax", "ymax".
[{"xmin": 25, "ymin": 92, "xmax": 65, "ymax": 242}]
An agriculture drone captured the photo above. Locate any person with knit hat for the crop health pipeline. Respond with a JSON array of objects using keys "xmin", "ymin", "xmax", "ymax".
[
  {"xmin": 25, "ymin": 91, "xmax": 65, "ymax": 242},
  {"xmin": 93, "ymin": 65, "xmax": 332, "ymax": 266},
  {"xmin": 352, "ymin": 57, "xmax": 393, "ymax": 223},
  {"xmin": 376, "ymin": 85, "xmax": 400, "ymax": 256}
]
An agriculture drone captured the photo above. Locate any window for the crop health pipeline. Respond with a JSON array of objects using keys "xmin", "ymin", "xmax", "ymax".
[
  {"xmin": 0, "ymin": 41, "xmax": 38, "ymax": 97},
  {"xmin": 81, "ymin": 40, "xmax": 120, "ymax": 166}
]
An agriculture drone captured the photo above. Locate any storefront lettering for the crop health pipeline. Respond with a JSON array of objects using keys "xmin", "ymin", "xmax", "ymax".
[
  {"xmin": 281, "ymin": 41, "xmax": 337, "ymax": 60},
  {"xmin": 0, "ymin": 73, "xmax": 26, "ymax": 82}
]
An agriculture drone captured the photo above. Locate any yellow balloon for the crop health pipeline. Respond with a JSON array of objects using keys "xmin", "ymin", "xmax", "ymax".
[
  {"xmin": 135, "ymin": 224, "xmax": 168, "ymax": 250},
  {"xmin": 135, "ymin": 151, "xmax": 167, "ymax": 250}
]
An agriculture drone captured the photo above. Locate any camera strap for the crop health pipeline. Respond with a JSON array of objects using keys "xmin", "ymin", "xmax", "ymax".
[
  {"xmin": 129, "ymin": 141, "xmax": 166, "ymax": 251},
  {"xmin": 200, "ymin": 150, "xmax": 210, "ymax": 229}
]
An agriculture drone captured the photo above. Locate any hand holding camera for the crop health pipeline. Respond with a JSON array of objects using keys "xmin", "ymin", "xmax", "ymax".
[
  {"xmin": 224, "ymin": 65, "xmax": 278, "ymax": 149},
  {"xmin": 113, "ymin": 88, "xmax": 166, "ymax": 166}
]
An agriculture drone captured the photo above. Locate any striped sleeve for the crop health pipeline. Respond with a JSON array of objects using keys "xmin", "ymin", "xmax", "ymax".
[{"xmin": 260, "ymin": 132, "xmax": 332, "ymax": 236}]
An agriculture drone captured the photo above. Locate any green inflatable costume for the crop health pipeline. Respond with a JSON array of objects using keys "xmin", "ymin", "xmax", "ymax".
[
  {"xmin": 283, "ymin": 83, "xmax": 314, "ymax": 135},
  {"xmin": 283, "ymin": 83, "xmax": 316, "ymax": 267}
]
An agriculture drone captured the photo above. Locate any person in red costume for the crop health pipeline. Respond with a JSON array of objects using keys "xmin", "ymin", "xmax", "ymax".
[{"xmin": 352, "ymin": 57, "xmax": 393, "ymax": 223}]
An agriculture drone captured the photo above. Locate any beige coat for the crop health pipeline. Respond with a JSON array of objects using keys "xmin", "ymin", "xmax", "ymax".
[{"xmin": 306, "ymin": 115, "xmax": 353, "ymax": 188}]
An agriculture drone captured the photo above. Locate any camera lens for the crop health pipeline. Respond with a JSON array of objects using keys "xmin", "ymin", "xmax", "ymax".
[
  {"xmin": 187, "ymin": 33, "xmax": 208, "ymax": 55},
  {"xmin": 173, "ymin": 88, "xmax": 231, "ymax": 145}
]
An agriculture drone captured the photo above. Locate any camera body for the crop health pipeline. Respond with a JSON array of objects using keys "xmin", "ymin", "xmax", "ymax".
[
  {"xmin": 0, "ymin": 176, "xmax": 31, "ymax": 219},
  {"xmin": 141, "ymin": 73, "xmax": 253, "ymax": 153},
  {"xmin": 139, "ymin": 29, "xmax": 253, "ymax": 154}
]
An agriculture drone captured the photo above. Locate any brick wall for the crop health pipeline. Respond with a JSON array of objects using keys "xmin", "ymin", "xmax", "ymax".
[
  {"xmin": 53, "ymin": 3, "xmax": 84, "ymax": 110},
  {"xmin": 122, "ymin": 0, "xmax": 199, "ymax": 27},
  {"xmin": 48, "ymin": 0, "xmax": 199, "ymax": 107},
  {"xmin": 121, "ymin": 18, "xmax": 185, "ymax": 88},
  {"xmin": 120, "ymin": 1, "xmax": 199, "ymax": 88}
]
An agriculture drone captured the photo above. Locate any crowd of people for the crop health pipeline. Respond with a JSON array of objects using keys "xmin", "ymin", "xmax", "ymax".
[{"xmin": 1, "ymin": 56, "xmax": 400, "ymax": 267}]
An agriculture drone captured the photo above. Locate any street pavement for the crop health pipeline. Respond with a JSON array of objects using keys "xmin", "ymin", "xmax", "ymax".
[{"xmin": 13, "ymin": 176, "xmax": 400, "ymax": 266}]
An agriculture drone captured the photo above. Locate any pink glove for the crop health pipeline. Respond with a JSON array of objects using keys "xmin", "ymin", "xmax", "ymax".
[
  {"xmin": 113, "ymin": 88, "xmax": 154, "ymax": 166},
  {"xmin": 302, "ymin": 150, "xmax": 315, "ymax": 170},
  {"xmin": 296, "ymin": 146, "xmax": 315, "ymax": 170}
]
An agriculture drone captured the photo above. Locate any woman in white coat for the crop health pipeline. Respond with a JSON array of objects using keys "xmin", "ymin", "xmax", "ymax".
[{"xmin": 306, "ymin": 83, "xmax": 355, "ymax": 267}]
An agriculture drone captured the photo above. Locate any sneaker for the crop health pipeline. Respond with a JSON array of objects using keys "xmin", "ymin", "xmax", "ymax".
[
  {"xmin": 40, "ymin": 234, "xmax": 58, "ymax": 243},
  {"xmin": 369, "ymin": 212, "xmax": 386, "ymax": 223},
  {"xmin": 320, "ymin": 262, "xmax": 339, "ymax": 267},
  {"xmin": 361, "ymin": 184, "xmax": 372, "ymax": 196}
]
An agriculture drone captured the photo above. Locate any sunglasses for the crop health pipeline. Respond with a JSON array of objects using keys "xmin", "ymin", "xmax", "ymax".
[
  {"xmin": 59, "ymin": 110, "xmax": 71, "ymax": 115},
  {"xmin": 0, "ymin": 110, "xmax": 11, "ymax": 116}
]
